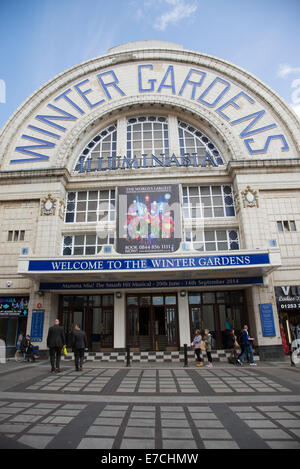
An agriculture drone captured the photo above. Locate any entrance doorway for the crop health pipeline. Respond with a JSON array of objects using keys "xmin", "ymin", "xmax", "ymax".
[
  {"xmin": 189, "ymin": 290, "xmax": 247, "ymax": 349},
  {"xmin": 126, "ymin": 294, "xmax": 179, "ymax": 351},
  {"xmin": 59, "ymin": 294, "xmax": 114, "ymax": 351}
]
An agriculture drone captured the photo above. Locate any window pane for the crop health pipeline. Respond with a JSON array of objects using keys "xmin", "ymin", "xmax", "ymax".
[{"xmin": 277, "ymin": 221, "xmax": 283, "ymax": 232}]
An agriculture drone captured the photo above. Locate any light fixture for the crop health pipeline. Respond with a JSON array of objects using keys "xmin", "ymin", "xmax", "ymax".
[
  {"xmin": 116, "ymin": 292, "xmax": 122, "ymax": 299},
  {"xmin": 180, "ymin": 290, "xmax": 186, "ymax": 297},
  {"xmin": 37, "ymin": 291, "xmax": 44, "ymax": 297}
]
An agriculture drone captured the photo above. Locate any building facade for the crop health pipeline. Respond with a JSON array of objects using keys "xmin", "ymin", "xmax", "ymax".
[{"xmin": 0, "ymin": 41, "xmax": 299, "ymax": 360}]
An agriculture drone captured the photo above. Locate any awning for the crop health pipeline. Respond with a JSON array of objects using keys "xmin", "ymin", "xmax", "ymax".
[{"xmin": 18, "ymin": 249, "xmax": 281, "ymax": 292}]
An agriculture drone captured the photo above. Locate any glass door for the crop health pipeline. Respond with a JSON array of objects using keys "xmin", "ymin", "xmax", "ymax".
[
  {"xmin": 165, "ymin": 295, "xmax": 178, "ymax": 348},
  {"xmin": 126, "ymin": 293, "xmax": 179, "ymax": 351},
  {"xmin": 127, "ymin": 296, "xmax": 139, "ymax": 348}
]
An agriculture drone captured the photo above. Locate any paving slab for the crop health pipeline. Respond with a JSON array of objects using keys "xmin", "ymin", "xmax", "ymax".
[{"xmin": 0, "ymin": 358, "xmax": 299, "ymax": 450}]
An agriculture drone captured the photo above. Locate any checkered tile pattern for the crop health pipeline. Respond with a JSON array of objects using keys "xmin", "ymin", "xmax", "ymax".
[{"xmin": 62, "ymin": 350, "xmax": 260, "ymax": 362}]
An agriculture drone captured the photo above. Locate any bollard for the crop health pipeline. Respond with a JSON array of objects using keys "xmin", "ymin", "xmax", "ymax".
[
  {"xmin": 183, "ymin": 343, "xmax": 188, "ymax": 367},
  {"xmin": 126, "ymin": 345, "xmax": 131, "ymax": 367}
]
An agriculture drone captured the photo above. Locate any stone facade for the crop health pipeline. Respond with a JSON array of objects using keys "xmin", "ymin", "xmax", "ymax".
[{"xmin": 0, "ymin": 41, "xmax": 299, "ymax": 360}]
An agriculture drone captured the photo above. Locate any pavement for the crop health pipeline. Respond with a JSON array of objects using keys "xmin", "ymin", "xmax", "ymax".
[{"xmin": 0, "ymin": 356, "xmax": 300, "ymax": 453}]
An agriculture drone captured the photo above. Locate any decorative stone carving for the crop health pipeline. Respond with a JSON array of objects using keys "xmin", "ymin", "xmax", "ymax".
[
  {"xmin": 241, "ymin": 186, "xmax": 259, "ymax": 208},
  {"xmin": 41, "ymin": 194, "xmax": 56, "ymax": 216}
]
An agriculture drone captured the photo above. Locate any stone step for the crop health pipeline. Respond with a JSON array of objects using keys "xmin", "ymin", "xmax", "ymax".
[{"xmin": 62, "ymin": 350, "xmax": 260, "ymax": 362}]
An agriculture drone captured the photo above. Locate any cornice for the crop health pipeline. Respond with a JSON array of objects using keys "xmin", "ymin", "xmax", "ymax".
[{"xmin": 227, "ymin": 158, "xmax": 300, "ymax": 176}]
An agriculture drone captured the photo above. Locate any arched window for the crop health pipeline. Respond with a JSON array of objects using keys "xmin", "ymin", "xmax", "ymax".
[
  {"xmin": 74, "ymin": 123, "xmax": 117, "ymax": 172},
  {"xmin": 126, "ymin": 116, "xmax": 169, "ymax": 165},
  {"xmin": 178, "ymin": 120, "xmax": 224, "ymax": 166},
  {"xmin": 73, "ymin": 115, "xmax": 224, "ymax": 172}
]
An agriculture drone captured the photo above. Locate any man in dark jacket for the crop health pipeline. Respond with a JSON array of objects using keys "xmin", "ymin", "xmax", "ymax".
[
  {"xmin": 72, "ymin": 324, "xmax": 87, "ymax": 371},
  {"xmin": 47, "ymin": 319, "xmax": 66, "ymax": 372}
]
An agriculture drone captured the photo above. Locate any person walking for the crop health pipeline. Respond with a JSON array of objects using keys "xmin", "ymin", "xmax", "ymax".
[
  {"xmin": 227, "ymin": 329, "xmax": 239, "ymax": 364},
  {"xmin": 72, "ymin": 324, "xmax": 87, "ymax": 371},
  {"xmin": 237, "ymin": 325, "xmax": 257, "ymax": 366},
  {"xmin": 47, "ymin": 319, "xmax": 66, "ymax": 373},
  {"xmin": 191, "ymin": 329, "xmax": 203, "ymax": 367},
  {"xmin": 15, "ymin": 331, "xmax": 24, "ymax": 361},
  {"xmin": 203, "ymin": 328, "xmax": 213, "ymax": 367}
]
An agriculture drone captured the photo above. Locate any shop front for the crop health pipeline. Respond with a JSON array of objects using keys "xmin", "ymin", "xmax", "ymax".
[
  {"xmin": 0, "ymin": 297, "xmax": 28, "ymax": 350},
  {"xmin": 18, "ymin": 248, "xmax": 279, "ymax": 354},
  {"xmin": 275, "ymin": 286, "xmax": 300, "ymax": 357}
]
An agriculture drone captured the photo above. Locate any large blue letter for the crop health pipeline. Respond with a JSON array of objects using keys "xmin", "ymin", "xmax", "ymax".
[
  {"xmin": 138, "ymin": 65, "xmax": 156, "ymax": 92},
  {"xmin": 157, "ymin": 66, "xmax": 176, "ymax": 94},
  {"xmin": 230, "ymin": 110, "xmax": 277, "ymax": 137},
  {"xmin": 198, "ymin": 77, "xmax": 231, "ymax": 107},
  {"xmin": 12, "ymin": 135, "xmax": 54, "ymax": 163},
  {"xmin": 97, "ymin": 70, "xmax": 125, "ymax": 99},
  {"xmin": 74, "ymin": 79, "xmax": 105, "ymax": 108},
  {"xmin": 35, "ymin": 104, "xmax": 77, "ymax": 131},
  {"xmin": 244, "ymin": 135, "xmax": 289, "ymax": 154},
  {"xmin": 216, "ymin": 91, "xmax": 254, "ymax": 121},
  {"xmin": 179, "ymin": 68, "xmax": 206, "ymax": 99}
]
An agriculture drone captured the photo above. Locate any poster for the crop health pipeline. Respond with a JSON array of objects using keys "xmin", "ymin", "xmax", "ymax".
[
  {"xmin": 30, "ymin": 309, "xmax": 45, "ymax": 342},
  {"xmin": 117, "ymin": 184, "xmax": 181, "ymax": 254},
  {"xmin": 259, "ymin": 304, "xmax": 276, "ymax": 337}
]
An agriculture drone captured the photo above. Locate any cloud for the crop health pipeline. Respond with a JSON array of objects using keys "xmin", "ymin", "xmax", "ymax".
[
  {"xmin": 292, "ymin": 104, "xmax": 300, "ymax": 117},
  {"xmin": 154, "ymin": 0, "xmax": 198, "ymax": 31},
  {"xmin": 132, "ymin": 0, "xmax": 198, "ymax": 31},
  {"xmin": 278, "ymin": 63, "xmax": 300, "ymax": 78}
]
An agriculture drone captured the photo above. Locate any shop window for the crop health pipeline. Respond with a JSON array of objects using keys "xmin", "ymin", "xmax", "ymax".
[
  {"xmin": 178, "ymin": 121, "xmax": 224, "ymax": 166},
  {"xmin": 65, "ymin": 189, "xmax": 115, "ymax": 223},
  {"xmin": 7, "ymin": 230, "xmax": 25, "ymax": 241},
  {"xmin": 182, "ymin": 185, "xmax": 235, "ymax": 219},
  {"xmin": 62, "ymin": 233, "xmax": 114, "ymax": 256}
]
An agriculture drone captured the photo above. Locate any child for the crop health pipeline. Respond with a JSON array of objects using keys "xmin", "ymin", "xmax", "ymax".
[{"xmin": 191, "ymin": 329, "xmax": 203, "ymax": 367}]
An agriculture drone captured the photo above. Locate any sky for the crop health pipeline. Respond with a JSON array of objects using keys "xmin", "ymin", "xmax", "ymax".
[{"xmin": 0, "ymin": 0, "xmax": 300, "ymax": 131}]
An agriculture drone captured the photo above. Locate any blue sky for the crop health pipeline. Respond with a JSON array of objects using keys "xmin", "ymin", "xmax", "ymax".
[{"xmin": 0, "ymin": 0, "xmax": 300, "ymax": 130}]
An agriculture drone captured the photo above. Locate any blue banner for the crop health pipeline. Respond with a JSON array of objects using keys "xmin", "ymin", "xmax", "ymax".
[
  {"xmin": 259, "ymin": 304, "xmax": 276, "ymax": 337},
  {"xmin": 30, "ymin": 309, "xmax": 45, "ymax": 342},
  {"xmin": 29, "ymin": 253, "xmax": 270, "ymax": 273},
  {"xmin": 39, "ymin": 276, "xmax": 263, "ymax": 291}
]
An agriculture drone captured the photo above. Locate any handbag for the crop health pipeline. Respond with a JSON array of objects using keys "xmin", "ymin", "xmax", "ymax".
[
  {"xmin": 63, "ymin": 345, "xmax": 68, "ymax": 357},
  {"xmin": 200, "ymin": 340, "xmax": 206, "ymax": 351},
  {"xmin": 234, "ymin": 340, "xmax": 240, "ymax": 349}
]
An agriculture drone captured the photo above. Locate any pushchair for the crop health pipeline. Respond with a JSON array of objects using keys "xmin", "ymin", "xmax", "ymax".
[{"xmin": 21, "ymin": 336, "xmax": 36, "ymax": 362}]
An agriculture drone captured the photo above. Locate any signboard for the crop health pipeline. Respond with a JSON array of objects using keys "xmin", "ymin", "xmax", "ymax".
[
  {"xmin": 10, "ymin": 63, "xmax": 290, "ymax": 166},
  {"xmin": 30, "ymin": 309, "xmax": 45, "ymax": 342},
  {"xmin": 39, "ymin": 276, "xmax": 264, "ymax": 291},
  {"xmin": 275, "ymin": 286, "xmax": 300, "ymax": 311},
  {"xmin": 259, "ymin": 304, "xmax": 276, "ymax": 337},
  {"xmin": 0, "ymin": 297, "xmax": 29, "ymax": 317},
  {"xmin": 28, "ymin": 252, "xmax": 270, "ymax": 273},
  {"xmin": 117, "ymin": 184, "xmax": 181, "ymax": 254}
]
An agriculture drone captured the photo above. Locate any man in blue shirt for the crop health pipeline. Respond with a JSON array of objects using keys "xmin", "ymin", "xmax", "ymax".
[{"xmin": 237, "ymin": 325, "xmax": 257, "ymax": 366}]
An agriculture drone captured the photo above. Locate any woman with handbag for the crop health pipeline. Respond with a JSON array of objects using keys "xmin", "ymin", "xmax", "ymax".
[{"xmin": 191, "ymin": 329, "xmax": 204, "ymax": 367}]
